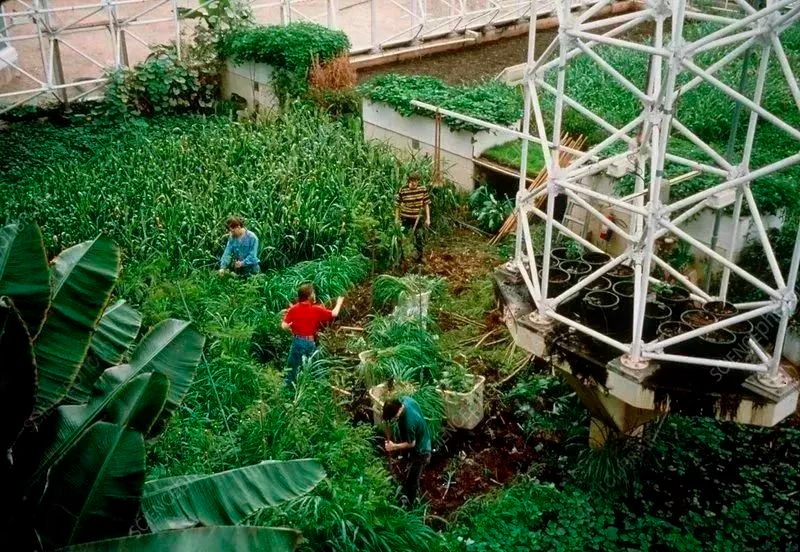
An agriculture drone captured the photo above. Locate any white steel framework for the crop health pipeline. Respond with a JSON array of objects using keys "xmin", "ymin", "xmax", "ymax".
[
  {"xmin": 416, "ymin": 0, "xmax": 800, "ymax": 384},
  {"xmin": 0, "ymin": 0, "xmax": 596, "ymax": 113}
]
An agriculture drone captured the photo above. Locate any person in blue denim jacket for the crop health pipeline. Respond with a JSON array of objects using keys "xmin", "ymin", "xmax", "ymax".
[{"xmin": 218, "ymin": 216, "xmax": 260, "ymax": 276}]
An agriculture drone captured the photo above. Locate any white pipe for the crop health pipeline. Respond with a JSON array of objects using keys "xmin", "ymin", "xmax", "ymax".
[
  {"xmin": 719, "ymin": 189, "xmax": 744, "ymax": 300},
  {"xmin": 563, "ymin": 188, "xmax": 636, "ymax": 242},
  {"xmin": 643, "ymin": 352, "xmax": 767, "ymax": 372},
  {"xmin": 768, "ymin": 221, "xmax": 800, "ymax": 377},
  {"xmin": 770, "ymin": 34, "xmax": 800, "ymax": 111},
  {"xmin": 575, "ymin": 39, "xmax": 651, "ymax": 103},
  {"xmin": 558, "ymin": 178, "xmax": 649, "ymax": 216},
  {"xmin": 665, "ymin": 221, "xmax": 781, "ymax": 299},
  {"xmin": 567, "ymin": 114, "xmax": 644, "ymax": 170},
  {"xmin": 551, "ymin": 252, "xmax": 628, "ymax": 306},
  {"xmin": 666, "ymin": 152, "xmax": 800, "ymax": 213},
  {"xmin": 688, "ymin": 0, "xmax": 795, "ymax": 53},
  {"xmin": 671, "ymin": 119, "xmax": 734, "ymax": 171},
  {"xmin": 743, "ymin": 186, "xmax": 786, "ymax": 289},
  {"xmin": 652, "ymin": 255, "xmax": 712, "ymax": 301},
  {"xmin": 546, "ymin": 309, "xmax": 630, "ymax": 353},
  {"xmin": 567, "ymin": 29, "xmax": 672, "ymax": 57}
]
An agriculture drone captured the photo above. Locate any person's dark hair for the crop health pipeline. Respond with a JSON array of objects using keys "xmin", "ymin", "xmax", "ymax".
[
  {"xmin": 382, "ymin": 398, "xmax": 403, "ymax": 421},
  {"xmin": 407, "ymin": 172, "xmax": 421, "ymax": 183},
  {"xmin": 298, "ymin": 283, "xmax": 315, "ymax": 302},
  {"xmin": 226, "ymin": 216, "xmax": 244, "ymax": 230}
]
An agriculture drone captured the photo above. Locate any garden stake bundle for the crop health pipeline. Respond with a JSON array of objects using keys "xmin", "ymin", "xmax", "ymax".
[{"xmin": 491, "ymin": 133, "xmax": 586, "ymax": 244}]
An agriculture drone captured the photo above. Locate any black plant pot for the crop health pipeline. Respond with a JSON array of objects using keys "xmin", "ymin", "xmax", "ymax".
[
  {"xmin": 703, "ymin": 300, "xmax": 738, "ymax": 319},
  {"xmin": 534, "ymin": 253, "xmax": 560, "ymax": 269},
  {"xmin": 550, "ymin": 247, "xmax": 572, "ymax": 263},
  {"xmin": 539, "ymin": 267, "xmax": 571, "ymax": 298},
  {"xmin": 583, "ymin": 276, "xmax": 612, "ymax": 294},
  {"xmin": 607, "ymin": 264, "xmax": 635, "ymax": 283},
  {"xmin": 559, "ymin": 260, "xmax": 592, "ymax": 281},
  {"xmin": 726, "ymin": 319, "xmax": 754, "ymax": 361},
  {"xmin": 699, "ymin": 328, "xmax": 737, "ymax": 360},
  {"xmin": 582, "ymin": 290, "xmax": 620, "ymax": 335},
  {"xmin": 681, "ymin": 309, "xmax": 717, "ymax": 329},
  {"xmin": 656, "ymin": 320, "xmax": 693, "ymax": 358},
  {"xmin": 644, "ymin": 301, "xmax": 672, "ymax": 341},
  {"xmin": 657, "ymin": 286, "xmax": 691, "ymax": 320},
  {"xmin": 582, "ymin": 251, "xmax": 612, "ymax": 268},
  {"xmin": 612, "ymin": 280, "xmax": 635, "ymax": 341}
]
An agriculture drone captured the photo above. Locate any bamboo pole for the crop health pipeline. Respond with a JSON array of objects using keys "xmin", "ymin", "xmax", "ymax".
[{"xmin": 491, "ymin": 133, "xmax": 587, "ymax": 244}]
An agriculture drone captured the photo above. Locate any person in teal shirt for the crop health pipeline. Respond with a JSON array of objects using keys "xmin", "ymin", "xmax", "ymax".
[
  {"xmin": 383, "ymin": 396, "xmax": 432, "ymax": 507},
  {"xmin": 218, "ymin": 216, "xmax": 260, "ymax": 276}
]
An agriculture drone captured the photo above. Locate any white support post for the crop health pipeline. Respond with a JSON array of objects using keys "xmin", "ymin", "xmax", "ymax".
[
  {"xmin": 327, "ymin": 0, "xmax": 339, "ymax": 29},
  {"xmin": 764, "ymin": 222, "xmax": 800, "ymax": 380},
  {"xmin": 370, "ymin": 0, "xmax": 380, "ymax": 52}
]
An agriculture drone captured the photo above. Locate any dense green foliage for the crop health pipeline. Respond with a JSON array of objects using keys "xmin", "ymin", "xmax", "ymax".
[
  {"xmin": 469, "ymin": 186, "xmax": 514, "ymax": 233},
  {"xmin": 0, "ymin": 108, "xmax": 420, "ymax": 273},
  {"xmin": 360, "ymin": 74, "xmax": 523, "ymax": 132},
  {"xmin": 548, "ymin": 22, "xmax": 800, "ymax": 215},
  {"xmin": 103, "ymin": 45, "xmax": 220, "ymax": 116},
  {"xmin": 444, "ymin": 370, "xmax": 800, "ymax": 551},
  {"xmin": 221, "ymin": 22, "xmax": 350, "ymax": 97}
]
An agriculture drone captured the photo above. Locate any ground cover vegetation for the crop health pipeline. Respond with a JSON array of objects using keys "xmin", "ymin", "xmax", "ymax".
[
  {"xmin": 359, "ymin": 73, "xmax": 523, "ymax": 132},
  {"xmin": 2, "ymin": 12, "xmax": 800, "ymax": 552}
]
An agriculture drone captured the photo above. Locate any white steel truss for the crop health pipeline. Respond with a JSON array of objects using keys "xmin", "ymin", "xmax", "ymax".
[
  {"xmin": 415, "ymin": 0, "xmax": 800, "ymax": 385},
  {"xmin": 0, "ymin": 0, "xmax": 598, "ymax": 112}
]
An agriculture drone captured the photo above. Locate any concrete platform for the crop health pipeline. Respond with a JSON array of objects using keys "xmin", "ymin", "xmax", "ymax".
[{"xmin": 493, "ymin": 266, "xmax": 800, "ymax": 431}]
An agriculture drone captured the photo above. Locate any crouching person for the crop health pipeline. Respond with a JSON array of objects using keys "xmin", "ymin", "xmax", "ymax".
[
  {"xmin": 218, "ymin": 216, "xmax": 260, "ymax": 276},
  {"xmin": 383, "ymin": 396, "xmax": 432, "ymax": 508},
  {"xmin": 281, "ymin": 283, "xmax": 344, "ymax": 386}
]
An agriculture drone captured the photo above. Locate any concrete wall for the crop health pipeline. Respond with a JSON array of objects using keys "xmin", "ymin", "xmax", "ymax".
[
  {"xmin": 221, "ymin": 61, "xmax": 279, "ymax": 116},
  {"xmin": 362, "ymin": 98, "xmax": 518, "ymax": 192},
  {"xmin": 0, "ymin": 45, "xmax": 17, "ymax": 87}
]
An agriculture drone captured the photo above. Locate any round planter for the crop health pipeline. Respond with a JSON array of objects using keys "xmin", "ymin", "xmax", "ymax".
[
  {"xmin": 607, "ymin": 264, "xmax": 634, "ymax": 282},
  {"xmin": 550, "ymin": 247, "xmax": 572, "ymax": 263},
  {"xmin": 699, "ymin": 328, "xmax": 737, "ymax": 360},
  {"xmin": 539, "ymin": 267, "xmax": 571, "ymax": 297},
  {"xmin": 583, "ymin": 276, "xmax": 612, "ymax": 294},
  {"xmin": 681, "ymin": 309, "xmax": 717, "ymax": 329},
  {"xmin": 438, "ymin": 375, "xmax": 486, "ymax": 430},
  {"xmin": 644, "ymin": 301, "xmax": 672, "ymax": 341},
  {"xmin": 582, "ymin": 290, "xmax": 620, "ymax": 334},
  {"xmin": 559, "ymin": 260, "xmax": 592, "ymax": 280},
  {"xmin": 703, "ymin": 300, "xmax": 738, "ymax": 319},
  {"xmin": 656, "ymin": 320, "xmax": 693, "ymax": 357},
  {"xmin": 656, "ymin": 286, "xmax": 691, "ymax": 320},
  {"xmin": 534, "ymin": 254, "xmax": 560, "ymax": 269},
  {"xmin": 582, "ymin": 251, "xmax": 612, "ymax": 268},
  {"xmin": 727, "ymin": 319, "xmax": 754, "ymax": 361},
  {"xmin": 612, "ymin": 280, "xmax": 635, "ymax": 341}
]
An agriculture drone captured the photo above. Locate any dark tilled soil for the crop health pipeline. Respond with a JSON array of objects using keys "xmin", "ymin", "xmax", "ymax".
[{"xmin": 357, "ymin": 31, "xmax": 556, "ymax": 85}]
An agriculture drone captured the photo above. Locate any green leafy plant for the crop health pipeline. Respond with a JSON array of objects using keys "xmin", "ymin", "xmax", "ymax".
[
  {"xmin": 469, "ymin": 185, "xmax": 514, "ymax": 233},
  {"xmin": 104, "ymin": 44, "xmax": 219, "ymax": 116},
  {"xmin": 220, "ymin": 22, "xmax": 350, "ymax": 98},
  {"xmin": 359, "ymin": 74, "xmax": 523, "ymax": 132},
  {"xmin": 0, "ymin": 222, "xmax": 324, "ymax": 550},
  {"xmin": 438, "ymin": 361, "xmax": 475, "ymax": 394}
]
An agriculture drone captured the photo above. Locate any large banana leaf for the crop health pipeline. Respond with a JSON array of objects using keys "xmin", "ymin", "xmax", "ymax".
[
  {"xmin": 33, "ymin": 236, "xmax": 120, "ymax": 418},
  {"xmin": 69, "ymin": 300, "xmax": 144, "ymax": 403},
  {"xmin": 59, "ymin": 526, "xmax": 301, "ymax": 552},
  {"xmin": 38, "ymin": 422, "xmax": 145, "ymax": 549},
  {"xmin": 30, "ymin": 369, "xmax": 169, "ymax": 487},
  {"xmin": 129, "ymin": 319, "xmax": 204, "ymax": 417},
  {"xmin": 90, "ymin": 300, "xmax": 142, "ymax": 365},
  {"xmin": 29, "ymin": 320, "xmax": 201, "ymax": 486},
  {"xmin": 142, "ymin": 459, "xmax": 326, "ymax": 531},
  {"xmin": 0, "ymin": 299, "xmax": 36, "ymax": 454},
  {"xmin": 0, "ymin": 223, "xmax": 50, "ymax": 335}
]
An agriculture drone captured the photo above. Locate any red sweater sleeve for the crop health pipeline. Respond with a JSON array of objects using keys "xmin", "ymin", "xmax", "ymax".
[{"xmin": 313, "ymin": 304, "xmax": 334, "ymax": 325}]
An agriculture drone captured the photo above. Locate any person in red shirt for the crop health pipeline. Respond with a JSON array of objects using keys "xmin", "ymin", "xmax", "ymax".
[{"xmin": 281, "ymin": 283, "xmax": 344, "ymax": 386}]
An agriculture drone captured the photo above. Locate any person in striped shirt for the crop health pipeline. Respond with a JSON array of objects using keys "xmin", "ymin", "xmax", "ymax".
[{"xmin": 395, "ymin": 173, "xmax": 431, "ymax": 263}]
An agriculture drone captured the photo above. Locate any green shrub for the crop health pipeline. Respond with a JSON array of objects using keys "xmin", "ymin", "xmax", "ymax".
[
  {"xmin": 220, "ymin": 22, "xmax": 350, "ymax": 97},
  {"xmin": 360, "ymin": 74, "xmax": 523, "ymax": 132},
  {"xmin": 469, "ymin": 185, "xmax": 513, "ymax": 233},
  {"xmin": 104, "ymin": 44, "xmax": 219, "ymax": 116}
]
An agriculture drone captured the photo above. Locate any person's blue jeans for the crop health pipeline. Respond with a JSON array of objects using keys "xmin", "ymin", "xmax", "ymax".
[{"xmin": 285, "ymin": 337, "xmax": 317, "ymax": 386}]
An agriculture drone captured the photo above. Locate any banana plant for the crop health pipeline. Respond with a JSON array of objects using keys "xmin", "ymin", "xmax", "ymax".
[{"xmin": 0, "ymin": 223, "xmax": 325, "ymax": 551}]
